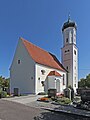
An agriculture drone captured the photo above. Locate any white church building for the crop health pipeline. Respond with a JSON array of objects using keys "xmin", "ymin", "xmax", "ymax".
[{"xmin": 10, "ymin": 17, "xmax": 78, "ymax": 95}]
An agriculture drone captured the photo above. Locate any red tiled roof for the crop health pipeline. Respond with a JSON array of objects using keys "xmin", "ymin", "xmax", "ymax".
[
  {"xmin": 48, "ymin": 71, "xmax": 62, "ymax": 77},
  {"xmin": 21, "ymin": 37, "xmax": 65, "ymax": 72}
]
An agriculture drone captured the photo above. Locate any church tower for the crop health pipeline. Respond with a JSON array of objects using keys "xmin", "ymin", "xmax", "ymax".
[{"xmin": 61, "ymin": 16, "xmax": 78, "ymax": 93}]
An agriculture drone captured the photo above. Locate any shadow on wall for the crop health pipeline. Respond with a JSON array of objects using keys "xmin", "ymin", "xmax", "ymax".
[{"xmin": 33, "ymin": 111, "xmax": 89, "ymax": 120}]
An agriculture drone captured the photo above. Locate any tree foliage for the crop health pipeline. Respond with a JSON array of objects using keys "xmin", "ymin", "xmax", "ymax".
[
  {"xmin": 0, "ymin": 76, "xmax": 10, "ymax": 90},
  {"xmin": 78, "ymin": 74, "xmax": 90, "ymax": 88}
]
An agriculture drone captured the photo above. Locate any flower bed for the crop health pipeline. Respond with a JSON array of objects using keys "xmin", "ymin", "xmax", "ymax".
[
  {"xmin": 56, "ymin": 93, "xmax": 64, "ymax": 97},
  {"xmin": 37, "ymin": 97, "xmax": 50, "ymax": 102},
  {"xmin": 37, "ymin": 95, "xmax": 71, "ymax": 105},
  {"xmin": 55, "ymin": 97, "xmax": 71, "ymax": 105}
]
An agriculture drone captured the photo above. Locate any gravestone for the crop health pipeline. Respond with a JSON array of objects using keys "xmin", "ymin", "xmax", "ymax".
[
  {"xmin": 48, "ymin": 89, "xmax": 57, "ymax": 99},
  {"xmin": 64, "ymin": 88, "xmax": 71, "ymax": 100}
]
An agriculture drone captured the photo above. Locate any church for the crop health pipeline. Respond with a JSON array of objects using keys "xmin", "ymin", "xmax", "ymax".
[{"xmin": 10, "ymin": 17, "xmax": 78, "ymax": 95}]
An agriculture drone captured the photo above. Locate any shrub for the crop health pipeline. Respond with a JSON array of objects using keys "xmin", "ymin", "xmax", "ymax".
[
  {"xmin": 0, "ymin": 90, "xmax": 7, "ymax": 98},
  {"xmin": 56, "ymin": 97, "xmax": 71, "ymax": 105}
]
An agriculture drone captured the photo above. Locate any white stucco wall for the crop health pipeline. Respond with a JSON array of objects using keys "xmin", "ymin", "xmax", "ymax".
[
  {"xmin": 10, "ymin": 39, "xmax": 35, "ymax": 95},
  {"xmin": 35, "ymin": 63, "xmax": 66, "ymax": 94},
  {"xmin": 62, "ymin": 45, "xmax": 78, "ymax": 93},
  {"xmin": 63, "ymin": 27, "xmax": 76, "ymax": 45},
  {"xmin": 48, "ymin": 76, "xmax": 63, "ymax": 93},
  {"xmin": 72, "ymin": 45, "xmax": 78, "ymax": 92},
  {"xmin": 47, "ymin": 76, "xmax": 55, "ymax": 89},
  {"xmin": 62, "ymin": 44, "xmax": 73, "ymax": 86}
]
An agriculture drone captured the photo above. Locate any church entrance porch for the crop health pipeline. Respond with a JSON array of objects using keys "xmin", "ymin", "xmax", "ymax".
[
  {"xmin": 46, "ymin": 71, "xmax": 62, "ymax": 93},
  {"xmin": 56, "ymin": 79, "xmax": 60, "ymax": 93}
]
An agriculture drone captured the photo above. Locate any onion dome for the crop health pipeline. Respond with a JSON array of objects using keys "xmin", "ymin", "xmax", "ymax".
[{"xmin": 62, "ymin": 15, "xmax": 77, "ymax": 31}]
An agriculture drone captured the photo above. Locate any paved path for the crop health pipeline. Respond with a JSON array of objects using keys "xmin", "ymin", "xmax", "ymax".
[
  {"xmin": 0, "ymin": 100, "xmax": 42, "ymax": 120},
  {"xmin": 0, "ymin": 99, "xmax": 87, "ymax": 120},
  {"xmin": 2, "ymin": 95, "xmax": 90, "ymax": 119},
  {"xmin": 2, "ymin": 95, "xmax": 43, "ymax": 104}
]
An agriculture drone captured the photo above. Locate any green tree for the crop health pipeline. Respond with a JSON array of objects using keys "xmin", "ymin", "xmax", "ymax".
[
  {"xmin": 78, "ymin": 78, "xmax": 86, "ymax": 87},
  {"xmin": 0, "ymin": 76, "xmax": 4, "ymax": 88},
  {"xmin": 86, "ymin": 74, "xmax": 90, "ymax": 87},
  {"xmin": 3, "ymin": 78, "xmax": 10, "ymax": 88},
  {"xmin": 0, "ymin": 76, "xmax": 10, "ymax": 89},
  {"xmin": 78, "ymin": 74, "xmax": 90, "ymax": 88}
]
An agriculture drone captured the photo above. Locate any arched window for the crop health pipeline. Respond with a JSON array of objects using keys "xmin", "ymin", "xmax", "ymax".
[
  {"xmin": 66, "ymin": 66, "xmax": 68, "ymax": 70},
  {"xmin": 66, "ymin": 38, "xmax": 68, "ymax": 43},
  {"xmin": 63, "ymin": 74, "xmax": 65, "ymax": 85},
  {"xmin": 74, "ymin": 50, "xmax": 76, "ymax": 55},
  {"xmin": 41, "ymin": 70, "xmax": 45, "ymax": 75},
  {"xmin": 17, "ymin": 60, "xmax": 21, "ymax": 64},
  {"xmin": 41, "ymin": 81, "xmax": 44, "ymax": 86}
]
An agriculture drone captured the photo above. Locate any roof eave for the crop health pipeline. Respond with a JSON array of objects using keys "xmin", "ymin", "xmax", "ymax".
[{"xmin": 36, "ymin": 62, "xmax": 66, "ymax": 72}]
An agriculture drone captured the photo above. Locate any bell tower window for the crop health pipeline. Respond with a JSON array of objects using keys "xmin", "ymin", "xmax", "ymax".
[
  {"xmin": 17, "ymin": 60, "xmax": 21, "ymax": 64},
  {"xmin": 66, "ymin": 66, "xmax": 68, "ymax": 70},
  {"xmin": 66, "ymin": 38, "xmax": 68, "ymax": 43},
  {"xmin": 74, "ymin": 50, "xmax": 76, "ymax": 55},
  {"xmin": 63, "ymin": 74, "xmax": 65, "ymax": 85}
]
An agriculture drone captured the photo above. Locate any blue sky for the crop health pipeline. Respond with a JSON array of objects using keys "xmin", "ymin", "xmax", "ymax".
[{"xmin": 0, "ymin": 0, "xmax": 90, "ymax": 79}]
